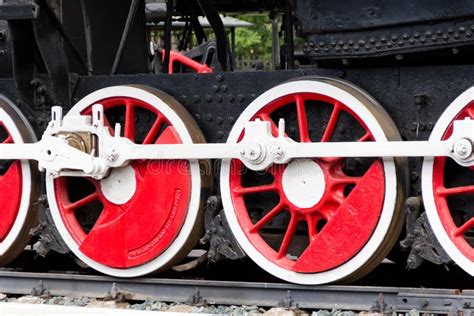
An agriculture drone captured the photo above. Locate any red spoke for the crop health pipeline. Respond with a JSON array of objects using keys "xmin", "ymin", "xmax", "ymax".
[
  {"xmin": 65, "ymin": 192, "xmax": 100, "ymax": 211},
  {"xmin": 454, "ymin": 218, "xmax": 474, "ymax": 237},
  {"xmin": 331, "ymin": 176, "xmax": 361, "ymax": 185},
  {"xmin": 358, "ymin": 132, "xmax": 371, "ymax": 142},
  {"xmin": 321, "ymin": 102, "xmax": 341, "ymax": 142},
  {"xmin": 466, "ymin": 107, "xmax": 474, "ymax": 119},
  {"xmin": 278, "ymin": 214, "xmax": 298, "ymax": 258},
  {"xmin": 233, "ymin": 183, "xmax": 277, "ymax": 195},
  {"xmin": 2, "ymin": 135, "xmax": 12, "ymax": 144},
  {"xmin": 250, "ymin": 202, "xmax": 285, "ymax": 233},
  {"xmin": 305, "ymin": 213, "xmax": 319, "ymax": 241},
  {"xmin": 143, "ymin": 115, "xmax": 164, "ymax": 144},
  {"xmin": 124, "ymin": 101, "xmax": 135, "ymax": 140},
  {"xmin": 295, "ymin": 95, "xmax": 310, "ymax": 142},
  {"xmin": 437, "ymin": 185, "xmax": 474, "ymax": 196}
]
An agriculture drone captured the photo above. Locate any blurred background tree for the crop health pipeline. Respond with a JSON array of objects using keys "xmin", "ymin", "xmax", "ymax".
[{"xmin": 234, "ymin": 14, "xmax": 273, "ymax": 61}]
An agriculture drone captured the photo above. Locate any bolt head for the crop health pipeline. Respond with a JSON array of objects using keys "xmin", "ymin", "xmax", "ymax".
[
  {"xmin": 242, "ymin": 141, "xmax": 264, "ymax": 163},
  {"xmin": 269, "ymin": 142, "xmax": 284, "ymax": 158},
  {"xmin": 453, "ymin": 139, "xmax": 472, "ymax": 159},
  {"xmin": 107, "ymin": 149, "xmax": 119, "ymax": 162}
]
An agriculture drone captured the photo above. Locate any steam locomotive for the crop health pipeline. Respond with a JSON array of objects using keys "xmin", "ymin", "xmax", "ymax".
[{"xmin": 0, "ymin": 0, "xmax": 471, "ymax": 285}]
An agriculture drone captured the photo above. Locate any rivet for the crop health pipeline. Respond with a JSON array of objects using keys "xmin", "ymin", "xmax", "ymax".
[
  {"xmin": 216, "ymin": 74, "xmax": 223, "ymax": 82},
  {"xmin": 205, "ymin": 114, "xmax": 213, "ymax": 122},
  {"xmin": 220, "ymin": 85, "xmax": 228, "ymax": 92},
  {"xmin": 216, "ymin": 117, "xmax": 223, "ymax": 125},
  {"xmin": 212, "ymin": 85, "xmax": 219, "ymax": 92}
]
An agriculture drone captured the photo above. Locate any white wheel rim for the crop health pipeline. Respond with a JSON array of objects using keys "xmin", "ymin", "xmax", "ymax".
[
  {"xmin": 220, "ymin": 80, "xmax": 398, "ymax": 284},
  {"xmin": 46, "ymin": 86, "xmax": 202, "ymax": 277},
  {"xmin": 422, "ymin": 87, "xmax": 474, "ymax": 276},
  {"xmin": 0, "ymin": 96, "xmax": 34, "ymax": 256}
]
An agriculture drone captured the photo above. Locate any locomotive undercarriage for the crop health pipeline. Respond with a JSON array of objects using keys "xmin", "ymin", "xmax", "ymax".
[{"xmin": 0, "ymin": 65, "xmax": 472, "ymax": 284}]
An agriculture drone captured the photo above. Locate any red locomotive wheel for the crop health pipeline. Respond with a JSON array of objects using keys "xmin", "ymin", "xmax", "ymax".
[
  {"xmin": 0, "ymin": 96, "xmax": 40, "ymax": 266},
  {"xmin": 221, "ymin": 78, "xmax": 408, "ymax": 284},
  {"xmin": 423, "ymin": 88, "xmax": 474, "ymax": 276},
  {"xmin": 47, "ymin": 86, "xmax": 211, "ymax": 277}
]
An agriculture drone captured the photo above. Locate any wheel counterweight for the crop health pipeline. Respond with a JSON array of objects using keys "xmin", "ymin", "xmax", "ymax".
[
  {"xmin": 220, "ymin": 78, "xmax": 408, "ymax": 284},
  {"xmin": 47, "ymin": 85, "xmax": 211, "ymax": 277}
]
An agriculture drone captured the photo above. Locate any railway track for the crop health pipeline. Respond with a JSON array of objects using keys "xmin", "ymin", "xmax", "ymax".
[{"xmin": 0, "ymin": 270, "xmax": 471, "ymax": 314}]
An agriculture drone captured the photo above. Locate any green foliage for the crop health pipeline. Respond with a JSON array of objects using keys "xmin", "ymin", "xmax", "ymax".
[{"xmin": 234, "ymin": 14, "xmax": 273, "ymax": 60}]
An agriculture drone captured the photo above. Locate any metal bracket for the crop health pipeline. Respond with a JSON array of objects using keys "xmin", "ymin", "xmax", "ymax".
[
  {"xmin": 278, "ymin": 290, "xmax": 299, "ymax": 309},
  {"xmin": 0, "ymin": 2, "xmax": 39, "ymax": 20},
  {"xmin": 30, "ymin": 280, "xmax": 51, "ymax": 298},
  {"xmin": 371, "ymin": 293, "xmax": 390, "ymax": 313},
  {"xmin": 202, "ymin": 196, "xmax": 245, "ymax": 262},
  {"xmin": 104, "ymin": 282, "xmax": 133, "ymax": 302},
  {"xmin": 402, "ymin": 211, "xmax": 452, "ymax": 269},
  {"xmin": 186, "ymin": 287, "xmax": 207, "ymax": 306}
]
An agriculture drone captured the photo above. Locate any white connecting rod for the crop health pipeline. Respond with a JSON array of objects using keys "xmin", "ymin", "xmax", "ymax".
[
  {"xmin": 0, "ymin": 106, "xmax": 473, "ymax": 176},
  {"xmin": 121, "ymin": 139, "xmax": 453, "ymax": 160}
]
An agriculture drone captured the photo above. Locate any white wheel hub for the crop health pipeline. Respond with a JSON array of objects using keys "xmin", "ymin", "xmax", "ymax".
[
  {"xmin": 282, "ymin": 159, "xmax": 325, "ymax": 208},
  {"xmin": 100, "ymin": 165, "xmax": 137, "ymax": 205}
]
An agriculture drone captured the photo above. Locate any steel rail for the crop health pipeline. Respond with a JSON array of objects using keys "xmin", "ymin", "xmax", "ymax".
[{"xmin": 0, "ymin": 271, "xmax": 471, "ymax": 313}]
